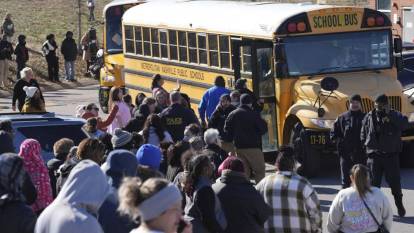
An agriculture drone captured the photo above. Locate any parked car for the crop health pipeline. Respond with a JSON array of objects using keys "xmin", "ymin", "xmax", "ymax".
[{"xmin": 0, "ymin": 112, "xmax": 87, "ymax": 162}]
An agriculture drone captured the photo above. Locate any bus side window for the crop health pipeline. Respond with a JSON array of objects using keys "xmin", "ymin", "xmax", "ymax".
[
  {"xmin": 143, "ymin": 27, "xmax": 151, "ymax": 56},
  {"xmin": 198, "ymin": 33, "xmax": 208, "ymax": 65},
  {"xmin": 160, "ymin": 30, "xmax": 168, "ymax": 59},
  {"xmin": 219, "ymin": 35, "xmax": 230, "ymax": 69},
  {"xmin": 188, "ymin": 32, "xmax": 197, "ymax": 63},
  {"xmin": 135, "ymin": 26, "xmax": 143, "ymax": 55},
  {"xmin": 124, "ymin": 25, "xmax": 135, "ymax": 54},
  {"xmin": 151, "ymin": 28, "xmax": 160, "ymax": 57},
  {"xmin": 169, "ymin": 30, "xmax": 178, "ymax": 60},
  {"xmin": 209, "ymin": 34, "xmax": 219, "ymax": 67},
  {"xmin": 178, "ymin": 31, "xmax": 188, "ymax": 62}
]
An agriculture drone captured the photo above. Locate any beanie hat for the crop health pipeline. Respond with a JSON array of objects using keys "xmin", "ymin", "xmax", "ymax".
[
  {"xmin": 111, "ymin": 128, "xmax": 133, "ymax": 148},
  {"xmin": 235, "ymin": 78, "xmax": 247, "ymax": 89},
  {"xmin": 218, "ymin": 156, "xmax": 245, "ymax": 176},
  {"xmin": 375, "ymin": 94, "xmax": 388, "ymax": 104},
  {"xmin": 135, "ymin": 144, "xmax": 162, "ymax": 170},
  {"xmin": 23, "ymin": 86, "xmax": 38, "ymax": 98},
  {"xmin": 350, "ymin": 94, "xmax": 362, "ymax": 103},
  {"xmin": 240, "ymin": 93, "xmax": 252, "ymax": 105}
]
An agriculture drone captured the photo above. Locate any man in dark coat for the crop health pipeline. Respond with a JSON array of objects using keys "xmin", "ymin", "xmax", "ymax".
[
  {"xmin": 361, "ymin": 94, "xmax": 410, "ymax": 217},
  {"xmin": 212, "ymin": 157, "xmax": 271, "ymax": 233},
  {"xmin": 12, "ymin": 67, "xmax": 43, "ymax": 112},
  {"xmin": 160, "ymin": 91, "xmax": 199, "ymax": 142},
  {"xmin": 235, "ymin": 78, "xmax": 263, "ymax": 112},
  {"xmin": 61, "ymin": 31, "xmax": 78, "ymax": 82},
  {"xmin": 330, "ymin": 94, "xmax": 366, "ymax": 188},
  {"xmin": 14, "ymin": 34, "xmax": 29, "ymax": 79},
  {"xmin": 224, "ymin": 94, "xmax": 268, "ymax": 183}
]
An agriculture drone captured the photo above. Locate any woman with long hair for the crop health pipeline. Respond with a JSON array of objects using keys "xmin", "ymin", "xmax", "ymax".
[
  {"xmin": 327, "ymin": 164, "xmax": 393, "ymax": 233},
  {"xmin": 140, "ymin": 114, "xmax": 173, "ymax": 147},
  {"xmin": 184, "ymin": 155, "xmax": 226, "ymax": 233},
  {"xmin": 107, "ymin": 87, "xmax": 131, "ymax": 134},
  {"xmin": 118, "ymin": 177, "xmax": 192, "ymax": 233},
  {"xmin": 19, "ymin": 139, "xmax": 53, "ymax": 215},
  {"xmin": 21, "ymin": 86, "xmax": 46, "ymax": 112}
]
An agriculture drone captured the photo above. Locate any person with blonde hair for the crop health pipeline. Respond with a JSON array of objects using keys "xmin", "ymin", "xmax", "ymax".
[
  {"xmin": 327, "ymin": 164, "xmax": 392, "ymax": 233},
  {"xmin": 118, "ymin": 177, "xmax": 192, "ymax": 233},
  {"xmin": 1, "ymin": 13, "xmax": 14, "ymax": 42}
]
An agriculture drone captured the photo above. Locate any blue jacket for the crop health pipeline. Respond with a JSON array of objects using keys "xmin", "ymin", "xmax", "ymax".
[{"xmin": 198, "ymin": 86, "xmax": 230, "ymax": 122}]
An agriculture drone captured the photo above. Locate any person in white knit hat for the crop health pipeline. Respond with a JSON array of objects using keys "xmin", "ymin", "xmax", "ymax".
[{"xmin": 21, "ymin": 86, "xmax": 45, "ymax": 112}]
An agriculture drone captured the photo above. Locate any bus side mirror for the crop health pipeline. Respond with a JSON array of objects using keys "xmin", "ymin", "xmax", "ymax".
[
  {"xmin": 395, "ymin": 56, "xmax": 403, "ymax": 72},
  {"xmin": 394, "ymin": 38, "xmax": 403, "ymax": 53},
  {"xmin": 276, "ymin": 63, "xmax": 288, "ymax": 78}
]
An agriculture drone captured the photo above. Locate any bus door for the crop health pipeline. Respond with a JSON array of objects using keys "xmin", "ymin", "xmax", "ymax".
[{"xmin": 232, "ymin": 40, "xmax": 278, "ymax": 152}]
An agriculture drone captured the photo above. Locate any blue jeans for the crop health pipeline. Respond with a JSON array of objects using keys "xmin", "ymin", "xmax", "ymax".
[{"xmin": 64, "ymin": 60, "xmax": 75, "ymax": 80}]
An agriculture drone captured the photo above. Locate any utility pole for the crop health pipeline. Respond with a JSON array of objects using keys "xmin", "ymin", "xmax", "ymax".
[{"xmin": 78, "ymin": 0, "xmax": 82, "ymax": 53}]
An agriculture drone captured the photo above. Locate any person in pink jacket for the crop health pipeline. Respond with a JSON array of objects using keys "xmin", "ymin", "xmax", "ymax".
[{"xmin": 107, "ymin": 87, "xmax": 131, "ymax": 134}]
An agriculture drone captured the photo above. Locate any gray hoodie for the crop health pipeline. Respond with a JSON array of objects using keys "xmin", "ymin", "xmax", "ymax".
[{"xmin": 35, "ymin": 160, "xmax": 110, "ymax": 233}]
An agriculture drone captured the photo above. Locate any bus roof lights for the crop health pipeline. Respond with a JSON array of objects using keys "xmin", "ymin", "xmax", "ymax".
[
  {"xmin": 287, "ymin": 22, "xmax": 297, "ymax": 33},
  {"xmin": 376, "ymin": 16, "xmax": 384, "ymax": 26},
  {"xmin": 367, "ymin": 17, "xmax": 376, "ymax": 27},
  {"xmin": 297, "ymin": 22, "xmax": 306, "ymax": 32}
]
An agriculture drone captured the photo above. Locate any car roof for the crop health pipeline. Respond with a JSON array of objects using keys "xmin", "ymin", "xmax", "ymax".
[{"xmin": 0, "ymin": 112, "xmax": 85, "ymax": 124}]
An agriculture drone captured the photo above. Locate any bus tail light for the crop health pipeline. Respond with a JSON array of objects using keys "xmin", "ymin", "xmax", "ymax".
[
  {"xmin": 287, "ymin": 23, "xmax": 297, "ymax": 33},
  {"xmin": 297, "ymin": 22, "xmax": 307, "ymax": 32},
  {"xmin": 276, "ymin": 13, "xmax": 311, "ymax": 34},
  {"xmin": 376, "ymin": 16, "xmax": 384, "ymax": 26},
  {"xmin": 361, "ymin": 8, "xmax": 391, "ymax": 28}
]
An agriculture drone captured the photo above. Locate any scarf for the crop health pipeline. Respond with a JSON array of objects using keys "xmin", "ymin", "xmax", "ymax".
[{"xmin": 19, "ymin": 139, "xmax": 53, "ymax": 212}]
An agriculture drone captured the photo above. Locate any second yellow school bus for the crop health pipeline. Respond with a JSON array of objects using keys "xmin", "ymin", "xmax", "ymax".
[{"xmin": 122, "ymin": 1, "xmax": 414, "ymax": 176}]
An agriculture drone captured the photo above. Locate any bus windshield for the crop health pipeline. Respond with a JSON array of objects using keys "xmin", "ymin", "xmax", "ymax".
[
  {"xmin": 284, "ymin": 30, "xmax": 392, "ymax": 76},
  {"xmin": 105, "ymin": 6, "xmax": 125, "ymax": 54}
]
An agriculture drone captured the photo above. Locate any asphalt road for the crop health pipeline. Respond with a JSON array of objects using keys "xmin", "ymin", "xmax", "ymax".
[{"xmin": 0, "ymin": 85, "xmax": 413, "ymax": 232}]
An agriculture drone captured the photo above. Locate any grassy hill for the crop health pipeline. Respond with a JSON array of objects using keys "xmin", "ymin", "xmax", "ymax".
[{"xmin": 0, "ymin": 0, "xmax": 112, "ymax": 82}]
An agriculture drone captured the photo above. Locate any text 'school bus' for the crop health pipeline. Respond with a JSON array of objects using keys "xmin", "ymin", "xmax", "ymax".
[
  {"xmin": 99, "ymin": 0, "xmax": 145, "ymax": 112},
  {"xmin": 121, "ymin": 1, "xmax": 414, "ymax": 176}
]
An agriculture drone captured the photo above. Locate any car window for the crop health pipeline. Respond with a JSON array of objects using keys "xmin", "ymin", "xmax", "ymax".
[{"xmin": 17, "ymin": 124, "xmax": 87, "ymax": 152}]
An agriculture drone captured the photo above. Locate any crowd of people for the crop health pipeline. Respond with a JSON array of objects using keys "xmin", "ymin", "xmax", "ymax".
[{"xmin": 1, "ymin": 69, "xmax": 409, "ymax": 233}]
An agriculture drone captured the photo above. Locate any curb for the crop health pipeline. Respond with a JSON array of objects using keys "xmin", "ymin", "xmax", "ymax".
[{"xmin": 0, "ymin": 78, "xmax": 99, "ymax": 98}]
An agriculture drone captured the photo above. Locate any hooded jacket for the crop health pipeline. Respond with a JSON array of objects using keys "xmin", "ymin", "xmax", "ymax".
[
  {"xmin": 61, "ymin": 37, "xmax": 78, "ymax": 61},
  {"xmin": 35, "ymin": 160, "xmax": 110, "ymax": 233},
  {"xmin": 14, "ymin": 35, "xmax": 29, "ymax": 64},
  {"xmin": 98, "ymin": 149, "xmax": 139, "ymax": 233}
]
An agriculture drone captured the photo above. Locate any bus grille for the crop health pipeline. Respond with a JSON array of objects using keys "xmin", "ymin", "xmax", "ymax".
[{"xmin": 346, "ymin": 96, "xmax": 401, "ymax": 113}]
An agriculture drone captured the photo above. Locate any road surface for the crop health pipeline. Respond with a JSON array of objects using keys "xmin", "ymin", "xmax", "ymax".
[{"xmin": 1, "ymin": 85, "xmax": 413, "ymax": 232}]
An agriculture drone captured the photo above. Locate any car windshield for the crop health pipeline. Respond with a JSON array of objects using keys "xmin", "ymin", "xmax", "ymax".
[
  {"xmin": 105, "ymin": 6, "xmax": 125, "ymax": 54},
  {"xmin": 284, "ymin": 30, "xmax": 392, "ymax": 76},
  {"xmin": 18, "ymin": 124, "xmax": 87, "ymax": 152}
]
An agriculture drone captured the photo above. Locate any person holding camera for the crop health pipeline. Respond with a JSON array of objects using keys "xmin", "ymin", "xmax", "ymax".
[{"xmin": 361, "ymin": 94, "xmax": 410, "ymax": 217}]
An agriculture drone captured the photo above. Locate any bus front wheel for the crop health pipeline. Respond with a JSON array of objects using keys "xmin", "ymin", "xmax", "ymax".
[{"xmin": 288, "ymin": 121, "xmax": 321, "ymax": 177}]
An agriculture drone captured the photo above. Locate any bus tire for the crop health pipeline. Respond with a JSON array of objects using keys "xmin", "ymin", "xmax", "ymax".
[{"xmin": 288, "ymin": 120, "xmax": 321, "ymax": 177}]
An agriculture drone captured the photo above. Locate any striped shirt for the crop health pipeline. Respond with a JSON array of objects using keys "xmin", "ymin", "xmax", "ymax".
[{"xmin": 256, "ymin": 171, "xmax": 322, "ymax": 233}]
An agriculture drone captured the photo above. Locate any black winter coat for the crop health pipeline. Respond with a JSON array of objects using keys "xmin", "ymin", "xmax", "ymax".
[
  {"xmin": 361, "ymin": 109, "xmax": 410, "ymax": 155},
  {"xmin": 212, "ymin": 171, "xmax": 271, "ymax": 233},
  {"xmin": 208, "ymin": 105, "xmax": 236, "ymax": 141},
  {"xmin": 159, "ymin": 103, "xmax": 199, "ymax": 142},
  {"xmin": 14, "ymin": 43, "xmax": 29, "ymax": 64},
  {"xmin": 0, "ymin": 200, "xmax": 36, "ymax": 233},
  {"xmin": 61, "ymin": 38, "xmax": 78, "ymax": 61},
  {"xmin": 0, "ymin": 39, "xmax": 13, "ymax": 60},
  {"xmin": 224, "ymin": 105, "xmax": 267, "ymax": 149},
  {"xmin": 203, "ymin": 144, "xmax": 228, "ymax": 173},
  {"xmin": 330, "ymin": 110, "xmax": 365, "ymax": 158},
  {"xmin": 47, "ymin": 158, "xmax": 65, "ymax": 198}
]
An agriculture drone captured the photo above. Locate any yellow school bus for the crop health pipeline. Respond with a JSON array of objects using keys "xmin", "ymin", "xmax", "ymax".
[
  {"xmin": 122, "ymin": 1, "xmax": 414, "ymax": 176},
  {"xmin": 99, "ymin": 0, "xmax": 145, "ymax": 112}
]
